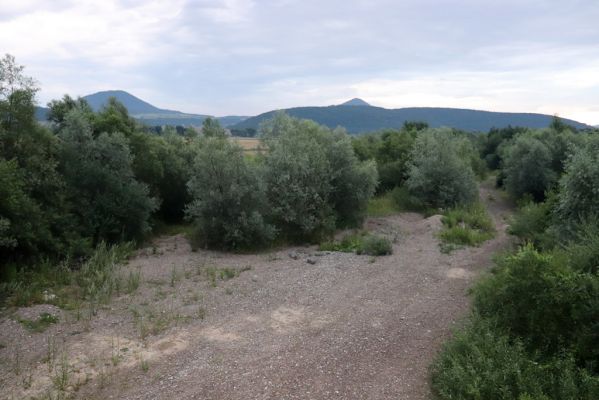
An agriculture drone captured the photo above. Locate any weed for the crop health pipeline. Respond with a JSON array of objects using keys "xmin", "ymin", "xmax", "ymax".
[
  {"xmin": 170, "ymin": 265, "xmax": 179, "ymax": 287},
  {"xmin": 111, "ymin": 337, "xmax": 121, "ymax": 366},
  {"xmin": 126, "ymin": 269, "xmax": 142, "ymax": 294},
  {"xmin": 197, "ymin": 306, "xmax": 206, "ymax": 320},
  {"xmin": 52, "ymin": 354, "xmax": 70, "ymax": 392},
  {"xmin": 44, "ymin": 336, "xmax": 58, "ymax": 372},
  {"xmin": 139, "ymin": 355, "xmax": 149, "ymax": 372}
]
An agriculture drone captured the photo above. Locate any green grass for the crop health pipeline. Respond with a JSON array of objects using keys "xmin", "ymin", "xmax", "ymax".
[
  {"xmin": 18, "ymin": 312, "xmax": 59, "ymax": 333},
  {"xmin": 320, "ymin": 231, "xmax": 392, "ymax": 256},
  {"xmin": 1, "ymin": 242, "xmax": 134, "ymax": 315},
  {"xmin": 319, "ymin": 231, "xmax": 366, "ymax": 252},
  {"xmin": 367, "ymin": 193, "xmax": 397, "ymax": 217},
  {"xmin": 438, "ymin": 203, "xmax": 495, "ymax": 251}
]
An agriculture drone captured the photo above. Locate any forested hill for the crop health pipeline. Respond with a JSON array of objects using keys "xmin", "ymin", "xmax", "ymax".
[
  {"xmin": 232, "ymin": 105, "xmax": 591, "ymax": 133},
  {"xmin": 35, "ymin": 90, "xmax": 248, "ymax": 127}
]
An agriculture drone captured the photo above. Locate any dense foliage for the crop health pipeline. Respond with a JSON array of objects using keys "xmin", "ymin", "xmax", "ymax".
[
  {"xmin": 406, "ymin": 128, "xmax": 479, "ymax": 208},
  {"xmin": 433, "ymin": 123, "xmax": 599, "ymax": 400},
  {"xmin": 185, "ymin": 136, "xmax": 274, "ymax": 250},
  {"xmin": 261, "ymin": 112, "xmax": 378, "ymax": 241}
]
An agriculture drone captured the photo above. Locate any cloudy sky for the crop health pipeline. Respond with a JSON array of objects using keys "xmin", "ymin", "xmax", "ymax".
[{"xmin": 1, "ymin": 0, "xmax": 598, "ymax": 124}]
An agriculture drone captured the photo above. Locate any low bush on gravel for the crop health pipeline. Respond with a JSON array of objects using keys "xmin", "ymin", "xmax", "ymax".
[
  {"xmin": 320, "ymin": 232, "xmax": 392, "ymax": 256},
  {"xmin": 357, "ymin": 234, "xmax": 392, "ymax": 256},
  {"xmin": 438, "ymin": 204, "xmax": 495, "ymax": 248}
]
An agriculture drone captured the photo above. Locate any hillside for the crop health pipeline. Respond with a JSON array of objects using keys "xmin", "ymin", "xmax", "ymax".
[
  {"xmin": 35, "ymin": 91, "xmax": 248, "ymax": 127},
  {"xmin": 232, "ymin": 105, "xmax": 591, "ymax": 133}
]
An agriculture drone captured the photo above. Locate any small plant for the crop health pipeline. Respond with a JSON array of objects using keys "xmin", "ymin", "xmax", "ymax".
[
  {"xmin": 170, "ymin": 265, "xmax": 179, "ymax": 287},
  {"xmin": 52, "ymin": 353, "xmax": 70, "ymax": 392},
  {"xmin": 139, "ymin": 355, "xmax": 149, "ymax": 372}
]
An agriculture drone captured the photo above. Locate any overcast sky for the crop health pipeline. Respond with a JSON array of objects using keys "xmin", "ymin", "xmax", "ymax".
[{"xmin": 1, "ymin": 0, "xmax": 598, "ymax": 124}]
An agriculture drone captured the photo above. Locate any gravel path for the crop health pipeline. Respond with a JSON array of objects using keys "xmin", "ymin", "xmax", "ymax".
[{"xmin": 0, "ymin": 181, "xmax": 512, "ymax": 400}]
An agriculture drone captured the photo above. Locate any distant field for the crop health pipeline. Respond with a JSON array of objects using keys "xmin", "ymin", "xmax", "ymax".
[{"xmin": 232, "ymin": 137, "xmax": 262, "ymax": 153}]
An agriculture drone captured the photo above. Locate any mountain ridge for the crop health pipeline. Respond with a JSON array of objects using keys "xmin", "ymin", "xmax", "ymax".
[
  {"xmin": 35, "ymin": 90, "xmax": 592, "ymax": 132},
  {"xmin": 231, "ymin": 104, "xmax": 591, "ymax": 133}
]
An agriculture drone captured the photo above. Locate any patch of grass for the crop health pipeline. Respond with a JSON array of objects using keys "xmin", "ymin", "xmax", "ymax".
[
  {"xmin": 19, "ymin": 312, "xmax": 59, "ymax": 333},
  {"xmin": 319, "ymin": 231, "xmax": 366, "ymax": 252},
  {"xmin": 77, "ymin": 242, "xmax": 134, "ymax": 312},
  {"xmin": 367, "ymin": 193, "xmax": 397, "ymax": 217},
  {"xmin": 438, "ymin": 203, "xmax": 495, "ymax": 250},
  {"xmin": 390, "ymin": 186, "xmax": 427, "ymax": 213},
  {"xmin": 205, "ymin": 266, "xmax": 250, "ymax": 287},
  {"xmin": 320, "ymin": 231, "xmax": 392, "ymax": 256}
]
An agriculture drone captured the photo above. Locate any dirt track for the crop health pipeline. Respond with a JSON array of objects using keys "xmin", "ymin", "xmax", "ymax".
[{"xmin": 0, "ymin": 181, "xmax": 512, "ymax": 400}]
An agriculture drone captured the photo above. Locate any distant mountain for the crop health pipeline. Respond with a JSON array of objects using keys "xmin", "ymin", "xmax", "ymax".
[
  {"xmin": 232, "ymin": 104, "xmax": 591, "ymax": 133},
  {"xmin": 341, "ymin": 98, "xmax": 371, "ymax": 106},
  {"xmin": 35, "ymin": 90, "xmax": 246, "ymax": 127}
]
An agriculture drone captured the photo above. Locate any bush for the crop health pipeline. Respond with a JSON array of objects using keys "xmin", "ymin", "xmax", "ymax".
[
  {"xmin": 431, "ymin": 317, "xmax": 599, "ymax": 400},
  {"xmin": 406, "ymin": 128, "xmax": 478, "ymax": 209},
  {"xmin": 58, "ymin": 110, "xmax": 158, "ymax": 245},
  {"xmin": 501, "ymin": 134, "xmax": 558, "ymax": 201},
  {"xmin": 261, "ymin": 113, "xmax": 377, "ymax": 240},
  {"xmin": 508, "ymin": 199, "xmax": 556, "ymax": 249},
  {"xmin": 185, "ymin": 137, "xmax": 275, "ymax": 250},
  {"xmin": 556, "ymin": 135, "xmax": 599, "ymax": 230},
  {"xmin": 357, "ymin": 234, "xmax": 392, "ymax": 256},
  {"xmin": 473, "ymin": 245, "xmax": 599, "ymax": 370}
]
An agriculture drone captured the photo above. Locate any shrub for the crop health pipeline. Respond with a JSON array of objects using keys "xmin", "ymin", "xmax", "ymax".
[
  {"xmin": 501, "ymin": 134, "xmax": 557, "ymax": 201},
  {"xmin": 556, "ymin": 135, "xmax": 599, "ymax": 229},
  {"xmin": 473, "ymin": 245, "xmax": 599, "ymax": 370},
  {"xmin": 406, "ymin": 128, "xmax": 478, "ymax": 209},
  {"xmin": 357, "ymin": 234, "xmax": 392, "ymax": 256},
  {"xmin": 508, "ymin": 199, "xmax": 556, "ymax": 249},
  {"xmin": 261, "ymin": 113, "xmax": 377, "ymax": 240},
  {"xmin": 185, "ymin": 137, "xmax": 275, "ymax": 250},
  {"xmin": 431, "ymin": 317, "xmax": 599, "ymax": 400}
]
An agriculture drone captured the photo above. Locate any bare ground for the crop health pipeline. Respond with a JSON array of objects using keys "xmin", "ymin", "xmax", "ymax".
[{"xmin": 0, "ymin": 182, "xmax": 513, "ymax": 400}]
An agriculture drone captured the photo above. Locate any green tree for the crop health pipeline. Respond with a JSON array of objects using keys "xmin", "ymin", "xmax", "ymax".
[
  {"xmin": 557, "ymin": 135, "xmax": 599, "ymax": 228},
  {"xmin": 58, "ymin": 110, "xmax": 158, "ymax": 245},
  {"xmin": 186, "ymin": 137, "xmax": 274, "ymax": 249},
  {"xmin": 502, "ymin": 134, "xmax": 556, "ymax": 201},
  {"xmin": 201, "ymin": 117, "xmax": 227, "ymax": 138},
  {"xmin": 406, "ymin": 128, "xmax": 478, "ymax": 208}
]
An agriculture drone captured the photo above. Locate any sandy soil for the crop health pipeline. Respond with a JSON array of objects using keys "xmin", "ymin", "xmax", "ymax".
[{"xmin": 0, "ymin": 181, "xmax": 513, "ymax": 400}]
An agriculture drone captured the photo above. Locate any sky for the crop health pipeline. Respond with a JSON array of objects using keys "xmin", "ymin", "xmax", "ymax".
[{"xmin": 1, "ymin": 0, "xmax": 598, "ymax": 124}]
